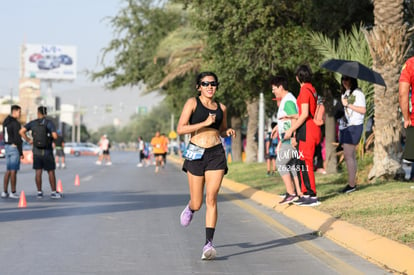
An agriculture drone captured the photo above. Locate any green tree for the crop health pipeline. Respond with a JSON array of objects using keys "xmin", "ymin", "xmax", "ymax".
[
  {"xmin": 155, "ymin": 25, "xmax": 205, "ymax": 88},
  {"xmin": 174, "ymin": 0, "xmax": 375, "ymax": 162},
  {"xmin": 305, "ymin": 0, "xmax": 373, "ymax": 38},
  {"xmin": 175, "ymin": 0, "xmax": 320, "ymax": 162},
  {"xmin": 91, "ymin": 0, "xmax": 377, "ymax": 164},
  {"xmin": 90, "ymin": 0, "xmax": 183, "ymax": 90},
  {"xmin": 153, "ymin": 17, "xmax": 208, "ymax": 131},
  {"xmin": 116, "ymin": 101, "xmax": 174, "ymax": 142}
]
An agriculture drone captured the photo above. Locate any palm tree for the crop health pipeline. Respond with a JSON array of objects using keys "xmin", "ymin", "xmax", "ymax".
[
  {"xmin": 364, "ymin": 0, "xmax": 409, "ymax": 179},
  {"xmin": 154, "ymin": 26, "xmax": 205, "ymax": 88},
  {"xmin": 310, "ymin": 25, "xmax": 374, "ymax": 117}
]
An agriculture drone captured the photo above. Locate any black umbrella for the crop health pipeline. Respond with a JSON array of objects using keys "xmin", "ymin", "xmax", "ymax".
[{"xmin": 321, "ymin": 59, "xmax": 386, "ymax": 87}]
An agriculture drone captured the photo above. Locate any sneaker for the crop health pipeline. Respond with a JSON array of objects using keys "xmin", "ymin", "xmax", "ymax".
[
  {"xmin": 61, "ymin": 163, "xmax": 66, "ymax": 169},
  {"xmin": 293, "ymin": 196, "xmax": 308, "ymax": 205},
  {"xmin": 106, "ymin": 162, "xmax": 112, "ymax": 166},
  {"xmin": 96, "ymin": 161, "xmax": 102, "ymax": 165},
  {"xmin": 279, "ymin": 194, "xmax": 297, "ymax": 205},
  {"xmin": 342, "ymin": 184, "xmax": 356, "ymax": 194},
  {"xmin": 299, "ymin": 196, "xmax": 321, "ymax": 207},
  {"xmin": 1, "ymin": 191, "xmax": 9, "ymax": 198},
  {"xmin": 266, "ymin": 171, "xmax": 271, "ymax": 177},
  {"xmin": 37, "ymin": 191, "xmax": 43, "ymax": 199},
  {"xmin": 316, "ymin": 168, "xmax": 327, "ymax": 174},
  {"xmin": 201, "ymin": 241, "xmax": 216, "ymax": 260},
  {"xmin": 9, "ymin": 192, "xmax": 19, "ymax": 199},
  {"xmin": 279, "ymin": 192, "xmax": 288, "ymax": 198},
  {"xmin": 51, "ymin": 192, "xmax": 62, "ymax": 199},
  {"xmin": 56, "ymin": 163, "xmax": 60, "ymax": 168},
  {"xmin": 180, "ymin": 205, "xmax": 193, "ymax": 227},
  {"xmin": 137, "ymin": 163, "xmax": 143, "ymax": 167}
]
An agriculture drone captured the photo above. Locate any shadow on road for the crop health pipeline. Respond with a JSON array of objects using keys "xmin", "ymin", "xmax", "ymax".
[
  {"xmin": 0, "ymin": 190, "xmax": 249, "ymax": 223},
  {"xmin": 214, "ymin": 233, "xmax": 319, "ymax": 260}
]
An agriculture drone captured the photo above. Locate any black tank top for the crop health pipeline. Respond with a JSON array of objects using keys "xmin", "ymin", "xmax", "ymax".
[{"xmin": 189, "ymin": 97, "xmax": 223, "ymax": 130}]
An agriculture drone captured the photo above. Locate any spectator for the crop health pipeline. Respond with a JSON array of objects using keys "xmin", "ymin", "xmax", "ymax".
[
  {"xmin": 399, "ymin": 57, "xmax": 414, "ymax": 164},
  {"xmin": 339, "ymin": 75, "xmax": 366, "ymax": 193},
  {"xmin": 53, "ymin": 130, "xmax": 66, "ymax": 168},
  {"xmin": 1, "ymin": 105, "xmax": 23, "ymax": 199},
  {"xmin": 410, "ymin": 162, "xmax": 414, "ymax": 181},
  {"xmin": 314, "ymin": 128, "xmax": 326, "ymax": 175},
  {"xmin": 151, "ymin": 131, "xmax": 165, "ymax": 173},
  {"xmin": 223, "ymin": 135, "xmax": 233, "ymax": 163},
  {"xmin": 161, "ymin": 133, "xmax": 169, "ymax": 167},
  {"xmin": 137, "ymin": 136, "xmax": 147, "ymax": 167},
  {"xmin": 284, "ymin": 65, "xmax": 321, "ymax": 206},
  {"xmin": 19, "ymin": 106, "xmax": 62, "ymax": 199},
  {"xmin": 96, "ymin": 135, "xmax": 112, "ymax": 165},
  {"xmin": 270, "ymin": 76, "xmax": 302, "ymax": 204},
  {"xmin": 265, "ymin": 122, "xmax": 278, "ymax": 176}
]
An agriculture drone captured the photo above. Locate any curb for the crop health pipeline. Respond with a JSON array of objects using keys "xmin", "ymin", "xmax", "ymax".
[
  {"xmin": 169, "ymin": 156, "xmax": 414, "ymax": 274},
  {"xmin": 222, "ymin": 178, "xmax": 414, "ymax": 274}
]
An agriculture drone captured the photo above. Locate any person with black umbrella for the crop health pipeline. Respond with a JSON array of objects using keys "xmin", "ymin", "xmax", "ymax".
[{"xmin": 339, "ymin": 76, "xmax": 366, "ymax": 193}]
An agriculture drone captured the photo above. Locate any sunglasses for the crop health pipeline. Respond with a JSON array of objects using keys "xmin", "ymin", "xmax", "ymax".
[{"xmin": 200, "ymin": 81, "xmax": 218, "ymax": 87}]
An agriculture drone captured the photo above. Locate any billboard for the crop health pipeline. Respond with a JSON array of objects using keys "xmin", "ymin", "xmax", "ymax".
[{"xmin": 22, "ymin": 44, "xmax": 77, "ymax": 80}]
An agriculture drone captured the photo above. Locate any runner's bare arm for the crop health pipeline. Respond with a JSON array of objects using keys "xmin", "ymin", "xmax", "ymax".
[{"xmin": 219, "ymin": 104, "xmax": 235, "ymax": 137}]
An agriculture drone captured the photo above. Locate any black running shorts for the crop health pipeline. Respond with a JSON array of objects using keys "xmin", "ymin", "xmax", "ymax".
[{"xmin": 182, "ymin": 143, "xmax": 228, "ymax": 176}]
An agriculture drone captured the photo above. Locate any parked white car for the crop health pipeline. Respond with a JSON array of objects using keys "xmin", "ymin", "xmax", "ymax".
[{"xmin": 64, "ymin": 142, "xmax": 100, "ymax": 156}]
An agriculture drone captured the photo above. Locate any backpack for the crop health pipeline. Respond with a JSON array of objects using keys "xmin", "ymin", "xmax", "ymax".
[
  {"xmin": 32, "ymin": 119, "xmax": 49, "ymax": 148},
  {"xmin": 313, "ymin": 97, "xmax": 325, "ymax": 126}
]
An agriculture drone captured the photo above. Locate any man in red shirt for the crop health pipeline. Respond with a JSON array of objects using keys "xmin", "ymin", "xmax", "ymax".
[
  {"xmin": 399, "ymin": 57, "xmax": 414, "ymax": 162},
  {"xmin": 284, "ymin": 65, "xmax": 321, "ymax": 206}
]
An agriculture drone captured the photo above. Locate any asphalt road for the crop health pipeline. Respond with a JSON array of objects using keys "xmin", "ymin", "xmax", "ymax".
[{"xmin": 0, "ymin": 152, "xmax": 387, "ymax": 275}]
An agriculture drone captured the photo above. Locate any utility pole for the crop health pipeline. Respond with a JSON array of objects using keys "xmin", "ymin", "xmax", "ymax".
[
  {"xmin": 77, "ymin": 100, "xmax": 81, "ymax": 143},
  {"xmin": 258, "ymin": 92, "xmax": 265, "ymax": 163}
]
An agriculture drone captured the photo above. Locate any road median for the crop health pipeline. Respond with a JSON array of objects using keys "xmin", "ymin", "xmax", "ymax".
[{"xmin": 221, "ymin": 177, "xmax": 414, "ymax": 274}]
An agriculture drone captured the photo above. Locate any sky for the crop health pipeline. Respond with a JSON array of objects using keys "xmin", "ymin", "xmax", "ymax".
[{"xmin": 0, "ymin": 0, "xmax": 163, "ymax": 130}]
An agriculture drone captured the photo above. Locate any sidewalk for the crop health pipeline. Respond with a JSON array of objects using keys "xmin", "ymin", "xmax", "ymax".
[{"xmin": 169, "ymin": 156, "xmax": 414, "ymax": 274}]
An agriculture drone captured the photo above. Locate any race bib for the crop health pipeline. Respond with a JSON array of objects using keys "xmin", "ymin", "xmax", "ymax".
[{"xmin": 183, "ymin": 143, "xmax": 205, "ymax": 161}]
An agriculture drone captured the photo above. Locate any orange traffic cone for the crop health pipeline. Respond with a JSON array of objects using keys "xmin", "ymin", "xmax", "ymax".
[
  {"xmin": 18, "ymin": 190, "xmax": 27, "ymax": 208},
  {"xmin": 74, "ymin": 174, "xmax": 80, "ymax": 186},
  {"xmin": 57, "ymin": 179, "xmax": 63, "ymax": 193}
]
